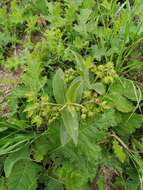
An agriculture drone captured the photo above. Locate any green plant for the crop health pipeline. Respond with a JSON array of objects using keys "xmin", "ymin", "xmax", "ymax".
[{"xmin": 1, "ymin": 0, "xmax": 143, "ymax": 190}]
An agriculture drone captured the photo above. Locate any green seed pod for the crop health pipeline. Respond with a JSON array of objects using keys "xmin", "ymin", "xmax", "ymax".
[
  {"xmin": 88, "ymin": 111, "xmax": 94, "ymax": 117},
  {"xmin": 81, "ymin": 107, "xmax": 87, "ymax": 113},
  {"xmin": 103, "ymin": 76, "xmax": 114, "ymax": 84},
  {"xmin": 81, "ymin": 114, "xmax": 87, "ymax": 120},
  {"xmin": 52, "ymin": 106, "xmax": 58, "ymax": 112},
  {"xmin": 106, "ymin": 62, "xmax": 114, "ymax": 69},
  {"xmin": 75, "ymin": 107, "xmax": 80, "ymax": 111},
  {"xmin": 84, "ymin": 90, "xmax": 91, "ymax": 98},
  {"xmin": 48, "ymin": 118, "xmax": 53, "ymax": 124},
  {"xmin": 55, "ymin": 112, "xmax": 60, "ymax": 117},
  {"xmin": 41, "ymin": 95, "xmax": 49, "ymax": 103},
  {"xmin": 69, "ymin": 75, "xmax": 74, "ymax": 81}
]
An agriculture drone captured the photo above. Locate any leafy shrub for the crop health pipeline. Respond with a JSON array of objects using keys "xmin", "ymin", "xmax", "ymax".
[{"xmin": 0, "ymin": 0, "xmax": 143, "ymax": 190}]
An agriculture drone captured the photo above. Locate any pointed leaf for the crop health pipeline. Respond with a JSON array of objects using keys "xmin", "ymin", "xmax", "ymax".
[
  {"xmin": 60, "ymin": 120, "xmax": 70, "ymax": 146},
  {"xmin": 66, "ymin": 77, "xmax": 83, "ymax": 103},
  {"xmin": 7, "ymin": 159, "xmax": 40, "ymax": 190},
  {"xmin": 4, "ymin": 147, "xmax": 29, "ymax": 178},
  {"xmin": 110, "ymin": 77, "xmax": 143, "ymax": 101},
  {"xmin": 110, "ymin": 93, "xmax": 134, "ymax": 113},
  {"xmin": 53, "ymin": 69, "xmax": 67, "ymax": 104},
  {"xmin": 61, "ymin": 109, "xmax": 79, "ymax": 145},
  {"xmin": 113, "ymin": 140, "xmax": 126, "ymax": 163}
]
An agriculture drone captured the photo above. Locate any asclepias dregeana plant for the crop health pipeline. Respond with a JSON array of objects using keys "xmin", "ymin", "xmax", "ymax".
[
  {"xmin": 0, "ymin": 51, "xmax": 142, "ymax": 190},
  {"xmin": 1, "ymin": 0, "xmax": 143, "ymax": 190}
]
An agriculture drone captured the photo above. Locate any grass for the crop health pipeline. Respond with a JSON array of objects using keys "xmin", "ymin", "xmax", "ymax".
[{"xmin": 0, "ymin": 0, "xmax": 143, "ymax": 190}]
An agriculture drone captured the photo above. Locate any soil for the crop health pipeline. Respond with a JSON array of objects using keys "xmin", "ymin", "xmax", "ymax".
[
  {"xmin": 90, "ymin": 166, "xmax": 117, "ymax": 190},
  {"xmin": 0, "ymin": 69, "xmax": 22, "ymax": 115},
  {"xmin": 101, "ymin": 167, "xmax": 116, "ymax": 190},
  {"xmin": 0, "ymin": 69, "xmax": 22, "ymax": 95}
]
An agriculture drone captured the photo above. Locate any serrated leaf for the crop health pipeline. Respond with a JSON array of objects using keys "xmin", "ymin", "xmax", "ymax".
[
  {"xmin": 22, "ymin": 62, "xmax": 46, "ymax": 93},
  {"xmin": 4, "ymin": 147, "xmax": 29, "ymax": 178},
  {"xmin": 45, "ymin": 178, "xmax": 64, "ymax": 190},
  {"xmin": 121, "ymin": 78, "xmax": 143, "ymax": 101},
  {"xmin": 7, "ymin": 159, "xmax": 40, "ymax": 190},
  {"xmin": 123, "ymin": 114, "xmax": 143, "ymax": 133},
  {"xmin": 66, "ymin": 77, "xmax": 83, "ymax": 103},
  {"xmin": 113, "ymin": 140, "xmax": 126, "ymax": 163},
  {"xmin": 95, "ymin": 109, "xmax": 118, "ymax": 129},
  {"xmin": 110, "ymin": 77, "xmax": 143, "ymax": 101},
  {"xmin": 61, "ymin": 109, "xmax": 79, "ymax": 145},
  {"xmin": 110, "ymin": 93, "xmax": 134, "ymax": 113},
  {"xmin": 53, "ymin": 69, "xmax": 67, "ymax": 104},
  {"xmin": 57, "ymin": 162, "xmax": 88, "ymax": 190},
  {"xmin": 117, "ymin": 114, "xmax": 143, "ymax": 135}
]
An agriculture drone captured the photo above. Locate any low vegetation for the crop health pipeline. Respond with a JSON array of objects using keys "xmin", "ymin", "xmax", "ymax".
[{"xmin": 0, "ymin": 0, "xmax": 143, "ymax": 189}]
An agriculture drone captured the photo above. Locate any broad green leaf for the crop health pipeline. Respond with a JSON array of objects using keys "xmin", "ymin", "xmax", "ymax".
[
  {"xmin": 117, "ymin": 114, "xmax": 143, "ymax": 135},
  {"xmin": 53, "ymin": 69, "xmax": 67, "ymax": 104},
  {"xmin": 7, "ymin": 159, "xmax": 40, "ymax": 190},
  {"xmin": 4, "ymin": 147, "xmax": 29, "ymax": 178},
  {"xmin": 66, "ymin": 77, "xmax": 83, "ymax": 103},
  {"xmin": 0, "ymin": 177, "xmax": 7, "ymax": 190},
  {"xmin": 60, "ymin": 121, "xmax": 70, "ymax": 146},
  {"xmin": 45, "ymin": 178, "xmax": 64, "ymax": 190},
  {"xmin": 121, "ymin": 78, "xmax": 143, "ymax": 101},
  {"xmin": 109, "ymin": 79, "xmax": 124, "ymax": 95},
  {"xmin": 57, "ymin": 162, "xmax": 87, "ymax": 190},
  {"xmin": 126, "ymin": 181, "xmax": 139, "ymax": 190},
  {"xmin": 61, "ymin": 109, "xmax": 79, "ymax": 145},
  {"xmin": 92, "ymin": 82, "xmax": 106, "ymax": 95},
  {"xmin": 113, "ymin": 140, "xmax": 126, "ymax": 163},
  {"xmin": 33, "ymin": 136, "xmax": 49, "ymax": 162},
  {"xmin": 95, "ymin": 109, "xmax": 118, "ymax": 129},
  {"xmin": 109, "ymin": 93, "xmax": 134, "ymax": 113},
  {"xmin": 34, "ymin": 136, "xmax": 49, "ymax": 157},
  {"xmin": 110, "ymin": 77, "xmax": 143, "ymax": 101},
  {"xmin": 123, "ymin": 114, "xmax": 143, "ymax": 133}
]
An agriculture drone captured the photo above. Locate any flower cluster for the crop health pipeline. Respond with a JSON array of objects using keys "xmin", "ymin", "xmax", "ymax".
[
  {"xmin": 80, "ymin": 89, "xmax": 110, "ymax": 120},
  {"xmin": 64, "ymin": 68, "xmax": 77, "ymax": 82},
  {"xmin": 91, "ymin": 62, "xmax": 118, "ymax": 84},
  {"xmin": 24, "ymin": 92, "xmax": 60, "ymax": 127}
]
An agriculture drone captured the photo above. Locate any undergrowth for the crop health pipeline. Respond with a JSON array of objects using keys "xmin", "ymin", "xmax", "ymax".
[{"xmin": 0, "ymin": 0, "xmax": 143, "ymax": 190}]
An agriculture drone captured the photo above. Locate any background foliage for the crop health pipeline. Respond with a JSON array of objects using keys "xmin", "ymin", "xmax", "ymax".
[{"xmin": 0, "ymin": 0, "xmax": 143, "ymax": 189}]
